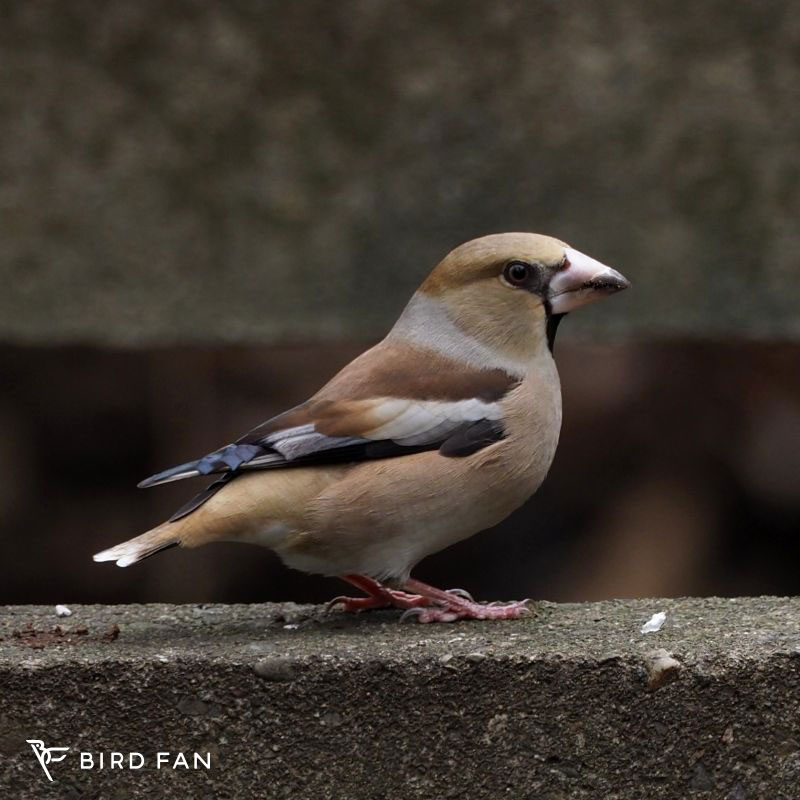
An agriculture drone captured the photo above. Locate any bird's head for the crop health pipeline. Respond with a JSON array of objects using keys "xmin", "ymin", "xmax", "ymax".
[{"xmin": 414, "ymin": 232, "xmax": 630, "ymax": 363}]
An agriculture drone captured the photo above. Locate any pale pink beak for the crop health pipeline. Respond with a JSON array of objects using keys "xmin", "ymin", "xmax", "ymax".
[{"xmin": 548, "ymin": 247, "xmax": 630, "ymax": 314}]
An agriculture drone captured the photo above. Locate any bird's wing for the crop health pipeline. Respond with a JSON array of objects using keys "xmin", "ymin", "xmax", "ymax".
[
  {"xmin": 139, "ymin": 341, "xmax": 520, "ymax": 491},
  {"xmin": 245, "ymin": 395, "xmax": 507, "ymax": 461}
]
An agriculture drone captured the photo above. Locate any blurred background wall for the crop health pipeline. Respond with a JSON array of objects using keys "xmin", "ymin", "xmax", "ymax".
[{"xmin": 1, "ymin": 0, "xmax": 799, "ymax": 605}]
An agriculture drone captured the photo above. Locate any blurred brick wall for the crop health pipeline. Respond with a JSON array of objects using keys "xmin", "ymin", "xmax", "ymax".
[{"xmin": 1, "ymin": 0, "xmax": 800, "ymax": 345}]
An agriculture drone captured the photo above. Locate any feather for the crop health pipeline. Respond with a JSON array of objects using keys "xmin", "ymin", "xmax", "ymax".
[
  {"xmin": 168, "ymin": 474, "xmax": 235, "ymax": 522},
  {"xmin": 439, "ymin": 419, "xmax": 506, "ymax": 457}
]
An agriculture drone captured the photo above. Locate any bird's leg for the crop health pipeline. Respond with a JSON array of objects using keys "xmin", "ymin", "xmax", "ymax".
[
  {"xmin": 326, "ymin": 575, "xmax": 390, "ymax": 612},
  {"xmin": 399, "ymin": 577, "xmax": 532, "ymax": 623},
  {"xmin": 326, "ymin": 574, "xmax": 431, "ymax": 613}
]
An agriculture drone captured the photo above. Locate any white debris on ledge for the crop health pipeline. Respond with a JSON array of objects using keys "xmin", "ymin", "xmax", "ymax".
[
  {"xmin": 55, "ymin": 604, "xmax": 72, "ymax": 618},
  {"xmin": 640, "ymin": 611, "xmax": 667, "ymax": 634},
  {"xmin": 645, "ymin": 648, "xmax": 682, "ymax": 690}
]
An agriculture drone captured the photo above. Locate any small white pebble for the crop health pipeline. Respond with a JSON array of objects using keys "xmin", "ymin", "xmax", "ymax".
[
  {"xmin": 641, "ymin": 611, "xmax": 667, "ymax": 634},
  {"xmin": 645, "ymin": 648, "xmax": 682, "ymax": 690},
  {"xmin": 55, "ymin": 604, "xmax": 72, "ymax": 618},
  {"xmin": 283, "ymin": 624, "xmax": 299, "ymax": 630}
]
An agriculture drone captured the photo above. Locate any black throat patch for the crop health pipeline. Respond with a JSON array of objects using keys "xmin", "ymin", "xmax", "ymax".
[{"xmin": 546, "ymin": 312, "xmax": 565, "ymax": 353}]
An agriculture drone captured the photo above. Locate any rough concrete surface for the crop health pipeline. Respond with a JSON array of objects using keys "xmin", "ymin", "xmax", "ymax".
[
  {"xmin": 2, "ymin": 1, "xmax": 800, "ymax": 345},
  {"xmin": 1, "ymin": 598, "xmax": 800, "ymax": 798}
]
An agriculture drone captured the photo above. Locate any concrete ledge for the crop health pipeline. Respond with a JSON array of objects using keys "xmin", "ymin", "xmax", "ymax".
[{"xmin": 1, "ymin": 598, "xmax": 800, "ymax": 798}]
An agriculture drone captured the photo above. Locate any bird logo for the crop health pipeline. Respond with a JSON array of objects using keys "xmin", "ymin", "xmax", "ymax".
[{"xmin": 27, "ymin": 740, "xmax": 69, "ymax": 781}]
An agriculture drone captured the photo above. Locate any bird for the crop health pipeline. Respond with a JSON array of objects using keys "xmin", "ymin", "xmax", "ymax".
[{"xmin": 94, "ymin": 233, "xmax": 629, "ymax": 622}]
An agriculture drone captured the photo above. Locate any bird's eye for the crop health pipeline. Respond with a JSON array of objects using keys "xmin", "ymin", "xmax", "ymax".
[{"xmin": 503, "ymin": 260, "xmax": 531, "ymax": 287}]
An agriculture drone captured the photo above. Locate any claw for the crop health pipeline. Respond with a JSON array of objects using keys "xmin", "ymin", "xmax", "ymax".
[
  {"xmin": 325, "ymin": 595, "xmax": 389, "ymax": 613},
  {"xmin": 326, "ymin": 596, "xmax": 346, "ymax": 612},
  {"xmin": 446, "ymin": 588, "xmax": 475, "ymax": 601},
  {"xmin": 518, "ymin": 599, "xmax": 535, "ymax": 616},
  {"xmin": 486, "ymin": 598, "xmax": 533, "ymax": 610},
  {"xmin": 399, "ymin": 607, "xmax": 425, "ymax": 623}
]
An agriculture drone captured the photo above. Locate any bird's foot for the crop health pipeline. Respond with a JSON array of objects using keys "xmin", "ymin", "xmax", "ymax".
[
  {"xmin": 398, "ymin": 577, "xmax": 533, "ymax": 623},
  {"xmin": 327, "ymin": 589, "xmax": 430, "ymax": 614},
  {"xmin": 400, "ymin": 599, "xmax": 532, "ymax": 623},
  {"xmin": 327, "ymin": 574, "xmax": 431, "ymax": 614},
  {"xmin": 328, "ymin": 574, "xmax": 530, "ymax": 622}
]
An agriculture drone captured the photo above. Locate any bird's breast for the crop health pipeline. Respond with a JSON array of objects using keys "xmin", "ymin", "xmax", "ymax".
[{"xmin": 497, "ymin": 355, "xmax": 563, "ymax": 484}]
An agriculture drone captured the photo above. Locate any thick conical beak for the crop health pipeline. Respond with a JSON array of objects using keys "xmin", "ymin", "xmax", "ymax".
[{"xmin": 548, "ymin": 247, "xmax": 630, "ymax": 314}]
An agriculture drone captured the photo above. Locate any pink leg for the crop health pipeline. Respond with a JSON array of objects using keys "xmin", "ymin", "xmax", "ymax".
[
  {"xmin": 400, "ymin": 578, "xmax": 532, "ymax": 623},
  {"xmin": 327, "ymin": 574, "xmax": 431, "ymax": 613}
]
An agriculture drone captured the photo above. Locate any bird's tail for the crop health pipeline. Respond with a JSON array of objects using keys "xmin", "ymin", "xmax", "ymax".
[
  {"xmin": 93, "ymin": 522, "xmax": 182, "ymax": 567},
  {"xmin": 93, "ymin": 472, "xmax": 270, "ymax": 567},
  {"xmin": 93, "ymin": 467, "xmax": 331, "ymax": 568}
]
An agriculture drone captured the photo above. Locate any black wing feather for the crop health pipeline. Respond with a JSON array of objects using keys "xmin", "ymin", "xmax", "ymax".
[
  {"xmin": 169, "ymin": 473, "xmax": 236, "ymax": 522},
  {"xmin": 438, "ymin": 419, "xmax": 506, "ymax": 457}
]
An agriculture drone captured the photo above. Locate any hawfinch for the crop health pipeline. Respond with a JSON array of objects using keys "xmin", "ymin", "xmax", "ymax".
[{"xmin": 94, "ymin": 233, "xmax": 629, "ymax": 622}]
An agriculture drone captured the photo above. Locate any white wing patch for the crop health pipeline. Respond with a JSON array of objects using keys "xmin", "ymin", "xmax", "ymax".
[
  {"xmin": 257, "ymin": 398, "xmax": 503, "ymax": 461},
  {"xmin": 261, "ymin": 424, "xmax": 365, "ymax": 461},
  {"xmin": 363, "ymin": 399, "xmax": 502, "ymax": 443}
]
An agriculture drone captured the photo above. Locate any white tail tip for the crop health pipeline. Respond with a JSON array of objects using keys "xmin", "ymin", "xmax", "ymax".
[
  {"xmin": 93, "ymin": 546, "xmax": 141, "ymax": 567},
  {"xmin": 93, "ymin": 526, "xmax": 179, "ymax": 567}
]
